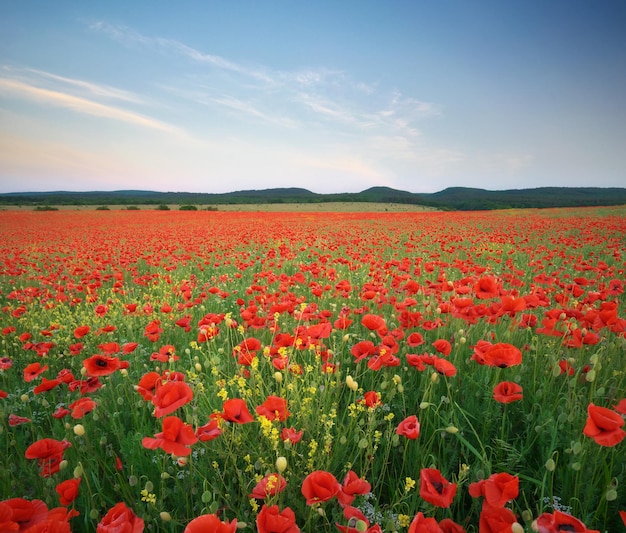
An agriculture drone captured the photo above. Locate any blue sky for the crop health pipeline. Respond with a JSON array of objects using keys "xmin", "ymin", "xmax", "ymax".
[{"xmin": 1, "ymin": 1, "xmax": 625, "ymax": 194}]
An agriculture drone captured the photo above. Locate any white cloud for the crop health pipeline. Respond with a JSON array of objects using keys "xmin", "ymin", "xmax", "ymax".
[{"xmin": 0, "ymin": 76, "xmax": 183, "ymax": 135}]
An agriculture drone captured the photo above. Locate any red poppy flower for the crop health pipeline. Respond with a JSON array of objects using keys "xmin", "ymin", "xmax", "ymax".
[
  {"xmin": 361, "ymin": 314, "xmax": 387, "ymax": 335},
  {"xmin": 9, "ymin": 414, "xmax": 31, "ymax": 426},
  {"xmin": 122, "ymin": 342, "xmax": 138, "ymax": 354},
  {"xmin": 350, "ymin": 341, "xmax": 377, "ymax": 363},
  {"xmin": 249, "ymin": 473, "xmax": 287, "ymax": 499},
  {"xmin": 94, "ymin": 305, "xmax": 108, "ymax": 317},
  {"xmin": 69, "ymin": 397, "xmax": 97, "ymax": 418},
  {"xmin": 150, "ymin": 344, "xmax": 179, "ymax": 363},
  {"xmin": 98, "ymin": 342, "xmax": 120, "ymax": 354},
  {"xmin": 256, "ymin": 395, "xmax": 290, "ymax": 421},
  {"xmin": 143, "ymin": 320, "xmax": 163, "ymax": 342},
  {"xmin": 25, "ymin": 438, "xmax": 71, "ymax": 477},
  {"xmin": 419, "ymin": 468, "xmax": 456, "ymax": 508},
  {"xmin": 135, "ymin": 371, "xmax": 161, "ymax": 401},
  {"xmin": 473, "ymin": 342, "xmax": 522, "ymax": 368},
  {"xmin": 583, "ymin": 403, "xmax": 626, "ymax": 447},
  {"xmin": 535, "ymin": 510, "xmax": 599, "ymax": 533},
  {"xmin": 52, "ymin": 407, "xmax": 70, "ymax": 419},
  {"xmin": 432, "ymin": 339, "xmax": 452, "ymax": 356},
  {"xmin": 73, "ymin": 325, "xmax": 90, "ymax": 339},
  {"xmin": 184, "ymin": 513, "xmax": 237, "ymax": 533},
  {"xmin": 3, "ymin": 498, "xmax": 48, "ymax": 531},
  {"xmin": 396, "ymin": 415, "xmax": 420, "ymax": 440},
  {"xmin": 334, "ymin": 316, "xmax": 353, "ymax": 330},
  {"xmin": 493, "ymin": 382, "xmax": 523, "ymax": 403},
  {"xmin": 0, "ymin": 389, "xmax": 8, "ymax": 399},
  {"xmin": 306, "ymin": 322, "xmax": 332, "ymax": 340},
  {"xmin": 478, "ymin": 506, "xmax": 518, "ymax": 533},
  {"xmin": 406, "ymin": 332, "xmax": 425, "ymax": 347},
  {"xmin": 361, "ymin": 391, "xmax": 381, "ymax": 409},
  {"xmin": 614, "ymin": 399, "xmax": 626, "ymax": 415},
  {"xmin": 142, "ymin": 416, "xmax": 198, "ymax": 457},
  {"xmin": 337, "ymin": 470, "xmax": 371, "ymax": 506},
  {"xmin": 69, "ymin": 343, "xmax": 83, "ymax": 355},
  {"xmin": 474, "ymin": 276, "xmax": 500, "ymax": 299},
  {"xmin": 438, "ymin": 518, "xmax": 465, "ymax": 533},
  {"xmin": 196, "ymin": 419, "xmax": 222, "ymax": 441},
  {"xmin": 82, "ymin": 354, "xmax": 129, "ymax": 377},
  {"xmin": 256, "ymin": 504, "xmax": 299, "ymax": 533},
  {"xmin": 233, "ymin": 337, "xmax": 262, "ymax": 365},
  {"xmin": 151, "ymin": 380, "xmax": 193, "ymax": 418},
  {"xmin": 215, "ymin": 398, "xmax": 254, "ymax": 424},
  {"xmin": 433, "ymin": 357, "xmax": 457, "ymax": 377},
  {"xmin": 408, "ymin": 512, "xmax": 443, "ymax": 533},
  {"xmin": 55, "ymin": 478, "xmax": 81, "ymax": 506},
  {"xmin": 0, "ymin": 357, "xmax": 13, "ymax": 370},
  {"xmin": 281, "ymin": 427, "xmax": 303, "ymax": 444},
  {"xmin": 24, "ymin": 362, "xmax": 48, "ymax": 382},
  {"xmin": 301, "ymin": 470, "xmax": 341, "ymax": 505},
  {"xmin": 97, "ymin": 502, "xmax": 144, "ymax": 533},
  {"xmin": 34, "ymin": 378, "xmax": 61, "ymax": 394},
  {"xmin": 468, "ymin": 472, "xmax": 519, "ymax": 507}
]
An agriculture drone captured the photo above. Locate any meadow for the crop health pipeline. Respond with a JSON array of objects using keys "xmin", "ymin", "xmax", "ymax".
[{"xmin": 0, "ymin": 207, "xmax": 624, "ymax": 532}]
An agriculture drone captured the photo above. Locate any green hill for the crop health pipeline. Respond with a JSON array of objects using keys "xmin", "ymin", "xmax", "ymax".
[{"xmin": 1, "ymin": 186, "xmax": 625, "ymax": 211}]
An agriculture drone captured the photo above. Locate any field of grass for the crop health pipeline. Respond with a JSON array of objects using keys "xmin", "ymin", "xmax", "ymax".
[{"xmin": 0, "ymin": 206, "xmax": 624, "ymax": 532}]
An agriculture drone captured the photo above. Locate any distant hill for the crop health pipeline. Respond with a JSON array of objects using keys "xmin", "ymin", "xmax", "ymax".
[{"xmin": 1, "ymin": 186, "xmax": 625, "ymax": 211}]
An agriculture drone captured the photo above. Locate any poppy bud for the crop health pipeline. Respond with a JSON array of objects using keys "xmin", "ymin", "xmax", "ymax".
[{"xmin": 276, "ymin": 456, "xmax": 287, "ymax": 473}]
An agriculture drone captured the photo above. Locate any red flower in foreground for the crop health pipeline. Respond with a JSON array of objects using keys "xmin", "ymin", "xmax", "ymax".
[
  {"xmin": 55, "ymin": 478, "xmax": 81, "ymax": 506},
  {"xmin": 256, "ymin": 395, "xmax": 290, "ymax": 421},
  {"xmin": 9, "ymin": 414, "xmax": 31, "ymax": 426},
  {"xmin": 34, "ymin": 378, "xmax": 62, "ymax": 394},
  {"xmin": 82, "ymin": 354, "xmax": 129, "ymax": 377},
  {"xmin": 396, "ymin": 415, "xmax": 420, "ymax": 440},
  {"xmin": 583, "ymin": 403, "xmax": 626, "ymax": 447},
  {"xmin": 142, "ymin": 416, "xmax": 198, "ymax": 457},
  {"xmin": 25, "ymin": 439, "xmax": 72, "ymax": 477},
  {"xmin": 151, "ymin": 381, "xmax": 193, "ymax": 418},
  {"xmin": 215, "ymin": 398, "xmax": 254, "ymax": 424},
  {"xmin": 184, "ymin": 513, "xmax": 237, "ymax": 533},
  {"xmin": 479, "ymin": 506, "xmax": 518, "ymax": 533},
  {"xmin": 97, "ymin": 502, "xmax": 144, "ymax": 533},
  {"xmin": 432, "ymin": 339, "xmax": 452, "ymax": 356},
  {"xmin": 249, "ymin": 473, "xmax": 287, "ymax": 500},
  {"xmin": 281, "ymin": 427, "xmax": 303, "ymax": 444},
  {"xmin": 73, "ymin": 325, "xmax": 90, "ymax": 339},
  {"xmin": 69, "ymin": 397, "xmax": 96, "ymax": 418},
  {"xmin": 196, "ymin": 419, "xmax": 222, "ymax": 441},
  {"xmin": 535, "ymin": 510, "xmax": 599, "ymax": 533},
  {"xmin": 338, "ymin": 470, "xmax": 371, "ymax": 506},
  {"xmin": 472, "ymin": 342, "xmax": 522, "ymax": 368},
  {"xmin": 2, "ymin": 498, "xmax": 48, "ymax": 531},
  {"xmin": 408, "ymin": 512, "xmax": 443, "ymax": 533},
  {"xmin": 256, "ymin": 504, "xmax": 300, "ymax": 533},
  {"xmin": 493, "ymin": 382, "xmax": 523, "ymax": 404},
  {"xmin": 24, "ymin": 362, "xmax": 48, "ymax": 382},
  {"xmin": 361, "ymin": 391, "xmax": 381, "ymax": 409},
  {"xmin": 301, "ymin": 470, "xmax": 341, "ymax": 505},
  {"xmin": 468, "ymin": 472, "xmax": 519, "ymax": 508},
  {"xmin": 419, "ymin": 468, "xmax": 456, "ymax": 508}
]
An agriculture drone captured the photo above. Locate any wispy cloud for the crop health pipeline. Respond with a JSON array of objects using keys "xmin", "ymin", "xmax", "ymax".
[
  {"xmin": 0, "ymin": 74, "xmax": 183, "ymax": 135},
  {"xmin": 88, "ymin": 21, "xmax": 438, "ymax": 141},
  {"xmin": 15, "ymin": 67, "xmax": 143, "ymax": 103}
]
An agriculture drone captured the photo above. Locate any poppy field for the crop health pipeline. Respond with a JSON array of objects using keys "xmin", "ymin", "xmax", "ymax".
[{"xmin": 0, "ymin": 207, "xmax": 625, "ymax": 532}]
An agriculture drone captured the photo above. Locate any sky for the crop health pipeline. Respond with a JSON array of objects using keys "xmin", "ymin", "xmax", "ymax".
[{"xmin": 1, "ymin": 1, "xmax": 625, "ymax": 194}]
